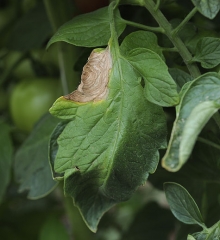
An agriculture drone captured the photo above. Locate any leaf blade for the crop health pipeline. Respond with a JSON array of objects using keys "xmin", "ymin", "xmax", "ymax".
[
  {"xmin": 49, "ymin": 47, "xmax": 167, "ymax": 231},
  {"xmin": 47, "ymin": 7, "xmax": 126, "ymax": 48},
  {"xmin": 14, "ymin": 114, "xmax": 59, "ymax": 199},
  {"xmin": 162, "ymin": 72, "xmax": 220, "ymax": 172},
  {"xmin": 191, "ymin": 0, "xmax": 220, "ymax": 19},
  {"xmin": 164, "ymin": 182, "xmax": 205, "ymax": 227},
  {"xmin": 192, "ymin": 37, "xmax": 220, "ymax": 69},
  {"xmin": 126, "ymin": 48, "xmax": 179, "ymax": 107}
]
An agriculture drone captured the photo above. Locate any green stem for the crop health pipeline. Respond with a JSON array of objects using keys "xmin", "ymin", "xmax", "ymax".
[
  {"xmin": 197, "ymin": 137, "xmax": 220, "ymax": 150},
  {"xmin": 172, "ymin": 7, "xmax": 197, "ymax": 35},
  {"xmin": 154, "ymin": 0, "xmax": 161, "ymax": 11},
  {"xmin": 43, "ymin": 0, "xmax": 79, "ymax": 95},
  {"xmin": 143, "ymin": 0, "xmax": 200, "ymax": 79},
  {"xmin": 161, "ymin": 47, "xmax": 178, "ymax": 52},
  {"xmin": 121, "ymin": 18, "xmax": 164, "ymax": 33},
  {"xmin": 109, "ymin": 2, "xmax": 120, "ymax": 52}
]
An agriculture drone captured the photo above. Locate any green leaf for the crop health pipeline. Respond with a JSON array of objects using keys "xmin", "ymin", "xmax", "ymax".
[
  {"xmin": 187, "ymin": 235, "xmax": 196, "ymax": 240},
  {"xmin": 49, "ymin": 47, "xmax": 167, "ymax": 232},
  {"xmin": 0, "ymin": 122, "xmax": 13, "ymax": 203},
  {"xmin": 14, "ymin": 114, "xmax": 59, "ymax": 199},
  {"xmin": 192, "ymin": 37, "xmax": 220, "ymax": 69},
  {"xmin": 164, "ymin": 182, "xmax": 205, "ymax": 228},
  {"xmin": 49, "ymin": 121, "xmax": 69, "ymax": 180},
  {"xmin": 126, "ymin": 48, "xmax": 179, "ymax": 107},
  {"xmin": 120, "ymin": 30, "xmax": 164, "ymax": 59},
  {"xmin": 206, "ymin": 221, "xmax": 220, "ymax": 239},
  {"xmin": 47, "ymin": 7, "xmax": 126, "ymax": 48},
  {"xmin": 162, "ymin": 72, "xmax": 220, "ymax": 172},
  {"xmin": 192, "ymin": 221, "xmax": 220, "ymax": 240},
  {"xmin": 192, "ymin": 232, "xmax": 208, "ymax": 240},
  {"xmin": 7, "ymin": 2, "xmax": 52, "ymax": 51},
  {"xmin": 191, "ymin": 0, "xmax": 220, "ymax": 19},
  {"xmin": 169, "ymin": 68, "xmax": 193, "ymax": 92}
]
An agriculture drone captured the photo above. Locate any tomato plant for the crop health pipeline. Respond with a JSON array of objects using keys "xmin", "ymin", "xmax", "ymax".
[
  {"xmin": 1, "ymin": 0, "xmax": 220, "ymax": 239},
  {"xmin": 9, "ymin": 78, "xmax": 61, "ymax": 132}
]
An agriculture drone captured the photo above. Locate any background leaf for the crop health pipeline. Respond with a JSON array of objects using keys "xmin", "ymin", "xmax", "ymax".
[
  {"xmin": 162, "ymin": 72, "xmax": 220, "ymax": 172},
  {"xmin": 126, "ymin": 48, "xmax": 179, "ymax": 107},
  {"xmin": 0, "ymin": 122, "xmax": 13, "ymax": 203},
  {"xmin": 14, "ymin": 114, "xmax": 59, "ymax": 199},
  {"xmin": 192, "ymin": 37, "xmax": 220, "ymax": 68},
  {"xmin": 121, "ymin": 202, "xmax": 175, "ymax": 240},
  {"xmin": 39, "ymin": 214, "xmax": 69, "ymax": 240},
  {"xmin": 47, "ymin": 7, "xmax": 126, "ymax": 48},
  {"xmin": 191, "ymin": 0, "xmax": 220, "ymax": 19},
  {"xmin": 7, "ymin": 2, "xmax": 52, "ymax": 51},
  {"xmin": 164, "ymin": 182, "xmax": 205, "ymax": 227},
  {"xmin": 49, "ymin": 46, "xmax": 167, "ymax": 232},
  {"xmin": 169, "ymin": 68, "xmax": 193, "ymax": 92}
]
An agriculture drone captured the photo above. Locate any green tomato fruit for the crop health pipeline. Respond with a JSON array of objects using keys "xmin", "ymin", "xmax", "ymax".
[{"xmin": 9, "ymin": 78, "xmax": 62, "ymax": 132}]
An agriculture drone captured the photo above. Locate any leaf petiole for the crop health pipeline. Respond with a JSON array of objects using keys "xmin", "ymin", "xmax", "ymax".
[
  {"xmin": 154, "ymin": 0, "xmax": 161, "ymax": 11},
  {"xmin": 197, "ymin": 137, "xmax": 220, "ymax": 151},
  {"xmin": 121, "ymin": 18, "xmax": 164, "ymax": 33},
  {"xmin": 143, "ymin": 0, "xmax": 200, "ymax": 79},
  {"xmin": 161, "ymin": 47, "xmax": 178, "ymax": 52},
  {"xmin": 172, "ymin": 7, "xmax": 197, "ymax": 36}
]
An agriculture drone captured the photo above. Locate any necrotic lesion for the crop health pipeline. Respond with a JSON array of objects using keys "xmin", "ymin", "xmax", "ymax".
[{"xmin": 64, "ymin": 47, "xmax": 112, "ymax": 103}]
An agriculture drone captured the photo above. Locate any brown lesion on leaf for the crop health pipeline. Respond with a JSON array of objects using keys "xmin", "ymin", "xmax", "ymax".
[{"xmin": 64, "ymin": 47, "xmax": 112, "ymax": 102}]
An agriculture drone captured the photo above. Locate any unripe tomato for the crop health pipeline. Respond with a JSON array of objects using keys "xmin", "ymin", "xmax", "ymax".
[{"xmin": 9, "ymin": 78, "xmax": 62, "ymax": 133}]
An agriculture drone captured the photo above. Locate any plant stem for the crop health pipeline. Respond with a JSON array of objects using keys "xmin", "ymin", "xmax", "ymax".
[
  {"xmin": 197, "ymin": 137, "xmax": 220, "ymax": 150},
  {"xmin": 143, "ymin": 0, "xmax": 200, "ymax": 79},
  {"xmin": 121, "ymin": 19, "xmax": 164, "ymax": 33},
  {"xmin": 154, "ymin": 0, "xmax": 161, "ymax": 11},
  {"xmin": 109, "ymin": 2, "xmax": 121, "ymax": 52},
  {"xmin": 161, "ymin": 47, "xmax": 178, "ymax": 52},
  {"xmin": 43, "ymin": 0, "xmax": 79, "ymax": 95},
  {"xmin": 172, "ymin": 7, "xmax": 197, "ymax": 35}
]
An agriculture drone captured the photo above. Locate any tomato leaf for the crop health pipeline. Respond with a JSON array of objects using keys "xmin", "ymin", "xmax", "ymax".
[
  {"xmin": 120, "ymin": 30, "xmax": 164, "ymax": 59},
  {"xmin": 164, "ymin": 182, "xmax": 205, "ymax": 228},
  {"xmin": 191, "ymin": 0, "xmax": 220, "ymax": 19},
  {"xmin": 192, "ymin": 37, "xmax": 220, "ymax": 69},
  {"xmin": 169, "ymin": 68, "xmax": 193, "ymax": 92},
  {"xmin": 49, "ymin": 45, "xmax": 167, "ymax": 231},
  {"xmin": 162, "ymin": 72, "xmax": 220, "ymax": 172},
  {"xmin": 0, "ymin": 122, "xmax": 13, "ymax": 203},
  {"xmin": 126, "ymin": 48, "xmax": 179, "ymax": 107},
  {"xmin": 192, "ymin": 221, "xmax": 220, "ymax": 239},
  {"xmin": 187, "ymin": 235, "xmax": 196, "ymax": 240},
  {"xmin": 14, "ymin": 114, "xmax": 59, "ymax": 199},
  {"xmin": 39, "ymin": 215, "xmax": 69, "ymax": 240},
  {"xmin": 47, "ymin": 7, "xmax": 125, "ymax": 48}
]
